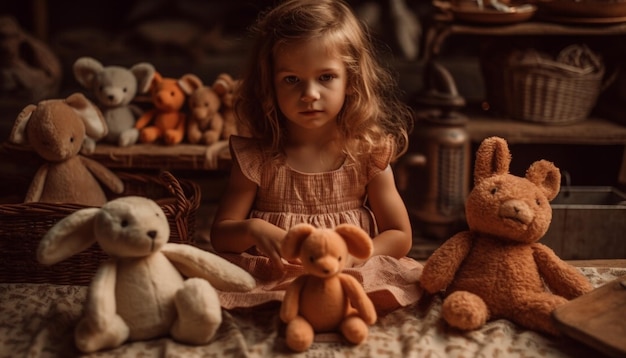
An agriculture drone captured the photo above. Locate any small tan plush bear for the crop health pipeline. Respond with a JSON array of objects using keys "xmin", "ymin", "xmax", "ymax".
[
  {"xmin": 9, "ymin": 93, "xmax": 123, "ymax": 206},
  {"xmin": 419, "ymin": 136, "xmax": 593, "ymax": 335},
  {"xmin": 37, "ymin": 196, "xmax": 257, "ymax": 353},
  {"xmin": 280, "ymin": 223, "xmax": 377, "ymax": 352}
]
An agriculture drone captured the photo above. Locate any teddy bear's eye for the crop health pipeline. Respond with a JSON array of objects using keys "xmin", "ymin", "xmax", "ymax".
[
  {"xmin": 309, "ymin": 256, "xmax": 315, "ymax": 263},
  {"xmin": 69, "ymin": 136, "xmax": 74, "ymax": 143},
  {"xmin": 171, "ymin": 91, "xmax": 176, "ymax": 97},
  {"xmin": 338, "ymin": 256, "xmax": 342, "ymax": 262},
  {"xmin": 490, "ymin": 187, "xmax": 498, "ymax": 195},
  {"xmin": 536, "ymin": 198, "xmax": 541, "ymax": 206},
  {"xmin": 120, "ymin": 219, "xmax": 129, "ymax": 228}
]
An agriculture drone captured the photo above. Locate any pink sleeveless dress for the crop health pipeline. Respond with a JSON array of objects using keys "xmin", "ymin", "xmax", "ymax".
[{"xmin": 217, "ymin": 135, "xmax": 423, "ymax": 314}]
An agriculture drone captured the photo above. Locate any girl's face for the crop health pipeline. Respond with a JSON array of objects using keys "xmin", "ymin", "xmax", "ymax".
[{"xmin": 273, "ymin": 38, "xmax": 347, "ymax": 131}]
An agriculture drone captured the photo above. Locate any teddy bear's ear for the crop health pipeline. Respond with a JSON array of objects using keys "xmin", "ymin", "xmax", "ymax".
[
  {"xmin": 526, "ymin": 159, "xmax": 561, "ymax": 201},
  {"xmin": 282, "ymin": 223, "xmax": 316, "ymax": 260},
  {"xmin": 131, "ymin": 62, "xmax": 156, "ymax": 94},
  {"xmin": 73, "ymin": 56, "xmax": 103, "ymax": 89},
  {"xmin": 178, "ymin": 74, "xmax": 203, "ymax": 95},
  {"xmin": 334, "ymin": 224, "xmax": 373, "ymax": 260},
  {"xmin": 37, "ymin": 207, "xmax": 100, "ymax": 265},
  {"xmin": 148, "ymin": 72, "xmax": 164, "ymax": 91},
  {"xmin": 66, "ymin": 92, "xmax": 108, "ymax": 140},
  {"xmin": 473, "ymin": 136, "xmax": 511, "ymax": 185},
  {"xmin": 9, "ymin": 104, "xmax": 36, "ymax": 144}
]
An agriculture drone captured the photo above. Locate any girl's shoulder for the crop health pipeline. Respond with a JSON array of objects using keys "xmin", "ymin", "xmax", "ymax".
[
  {"xmin": 359, "ymin": 136, "xmax": 394, "ymax": 180},
  {"xmin": 229, "ymin": 135, "xmax": 272, "ymax": 184}
]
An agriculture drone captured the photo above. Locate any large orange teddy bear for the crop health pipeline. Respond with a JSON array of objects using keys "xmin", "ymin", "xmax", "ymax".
[
  {"xmin": 420, "ymin": 136, "xmax": 593, "ymax": 336},
  {"xmin": 135, "ymin": 72, "xmax": 202, "ymax": 145}
]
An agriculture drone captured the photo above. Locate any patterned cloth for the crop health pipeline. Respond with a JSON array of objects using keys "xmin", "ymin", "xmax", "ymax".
[
  {"xmin": 218, "ymin": 136, "xmax": 424, "ymax": 312},
  {"xmin": 1, "ymin": 266, "xmax": 623, "ymax": 357}
]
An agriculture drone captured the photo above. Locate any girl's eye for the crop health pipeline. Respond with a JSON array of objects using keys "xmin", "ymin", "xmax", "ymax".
[
  {"xmin": 284, "ymin": 76, "xmax": 298, "ymax": 84},
  {"xmin": 319, "ymin": 74, "xmax": 334, "ymax": 82}
]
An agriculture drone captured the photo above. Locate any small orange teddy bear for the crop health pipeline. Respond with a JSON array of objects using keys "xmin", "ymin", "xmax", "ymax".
[
  {"xmin": 280, "ymin": 223, "xmax": 377, "ymax": 352},
  {"xmin": 135, "ymin": 72, "xmax": 202, "ymax": 145}
]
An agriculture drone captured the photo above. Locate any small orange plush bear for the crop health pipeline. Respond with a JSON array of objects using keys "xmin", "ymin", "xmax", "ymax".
[
  {"xmin": 280, "ymin": 223, "xmax": 377, "ymax": 352},
  {"xmin": 419, "ymin": 136, "xmax": 593, "ymax": 336},
  {"xmin": 135, "ymin": 72, "xmax": 202, "ymax": 145}
]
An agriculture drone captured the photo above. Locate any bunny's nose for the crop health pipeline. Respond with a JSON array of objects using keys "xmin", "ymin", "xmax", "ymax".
[{"xmin": 147, "ymin": 230, "xmax": 157, "ymax": 239}]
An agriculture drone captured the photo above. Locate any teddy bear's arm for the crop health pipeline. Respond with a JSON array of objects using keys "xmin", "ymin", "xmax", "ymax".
[
  {"xmin": 80, "ymin": 156, "xmax": 124, "ymax": 194},
  {"xmin": 161, "ymin": 243, "xmax": 256, "ymax": 292},
  {"xmin": 420, "ymin": 231, "xmax": 473, "ymax": 294},
  {"xmin": 203, "ymin": 113, "xmax": 225, "ymax": 145},
  {"xmin": 24, "ymin": 164, "xmax": 49, "ymax": 202},
  {"xmin": 532, "ymin": 243, "xmax": 594, "ymax": 298},
  {"xmin": 280, "ymin": 275, "xmax": 307, "ymax": 323},
  {"xmin": 339, "ymin": 274, "xmax": 377, "ymax": 325},
  {"xmin": 128, "ymin": 104, "xmax": 144, "ymax": 118},
  {"xmin": 135, "ymin": 109, "xmax": 156, "ymax": 129}
]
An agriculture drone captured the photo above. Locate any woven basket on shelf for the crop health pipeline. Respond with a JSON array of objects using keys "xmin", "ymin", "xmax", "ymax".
[
  {"xmin": 484, "ymin": 44, "xmax": 606, "ymax": 125},
  {"xmin": 0, "ymin": 171, "xmax": 201, "ymax": 285}
]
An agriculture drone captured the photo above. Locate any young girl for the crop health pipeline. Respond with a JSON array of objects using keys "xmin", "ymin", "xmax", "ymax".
[{"xmin": 210, "ymin": 0, "xmax": 423, "ymax": 312}]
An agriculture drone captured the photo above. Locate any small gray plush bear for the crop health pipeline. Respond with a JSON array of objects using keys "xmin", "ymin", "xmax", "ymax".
[{"xmin": 73, "ymin": 57, "xmax": 155, "ymax": 149}]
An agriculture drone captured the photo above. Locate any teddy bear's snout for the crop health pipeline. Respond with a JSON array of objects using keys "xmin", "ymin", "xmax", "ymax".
[{"xmin": 499, "ymin": 200, "xmax": 533, "ymax": 225}]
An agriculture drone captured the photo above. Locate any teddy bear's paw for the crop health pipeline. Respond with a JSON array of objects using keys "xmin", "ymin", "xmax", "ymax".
[
  {"xmin": 171, "ymin": 278, "xmax": 222, "ymax": 344},
  {"xmin": 442, "ymin": 291, "xmax": 489, "ymax": 331},
  {"xmin": 119, "ymin": 128, "xmax": 139, "ymax": 147},
  {"xmin": 340, "ymin": 316, "xmax": 369, "ymax": 345},
  {"xmin": 74, "ymin": 315, "xmax": 129, "ymax": 353},
  {"xmin": 164, "ymin": 130, "xmax": 184, "ymax": 145},
  {"xmin": 80, "ymin": 137, "xmax": 97, "ymax": 155},
  {"xmin": 202, "ymin": 131, "xmax": 220, "ymax": 145},
  {"xmin": 285, "ymin": 316, "xmax": 315, "ymax": 352}
]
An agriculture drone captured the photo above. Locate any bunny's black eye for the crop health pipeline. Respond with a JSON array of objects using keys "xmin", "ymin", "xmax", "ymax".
[{"xmin": 120, "ymin": 219, "xmax": 129, "ymax": 228}]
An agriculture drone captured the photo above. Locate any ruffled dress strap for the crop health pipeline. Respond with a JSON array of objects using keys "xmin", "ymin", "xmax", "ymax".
[
  {"xmin": 365, "ymin": 136, "xmax": 395, "ymax": 182},
  {"xmin": 229, "ymin": 135, "xmax": 266, "ymax": 185}
]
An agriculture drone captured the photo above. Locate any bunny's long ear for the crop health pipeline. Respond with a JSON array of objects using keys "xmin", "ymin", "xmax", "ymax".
[
  {"xmin": 334, "ymin": 224, "xmax": 373, "ymax": 260},
  {"xmin": 66, "ymin": 92, "xmax": 108, "ymax": 141},
  {"xmin": 473, "ymin": 136, "xmax": 511, "ymax": 186},
  {"xmin": 37, "ymin": 207, "xmax": 100, "ymax": 265},
  {"xmin": 281, "ymin": 223, "xmax": 315, "ymax": 260}
]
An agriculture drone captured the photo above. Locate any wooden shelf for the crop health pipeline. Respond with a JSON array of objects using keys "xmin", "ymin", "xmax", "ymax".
[{"xmin": 466, "ymin": 114, "xmax": 626, "ymax": 145}]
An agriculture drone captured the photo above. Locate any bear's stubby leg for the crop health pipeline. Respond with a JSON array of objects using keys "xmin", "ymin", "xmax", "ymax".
[{"xmin": 442, "ymin": 291, "xmax": 489, "ymax": 331}]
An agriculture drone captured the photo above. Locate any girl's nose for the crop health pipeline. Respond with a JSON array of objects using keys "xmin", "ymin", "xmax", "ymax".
[{"xmin": 301, "ymin": 82, "xmax": 320, "ymax": 102}]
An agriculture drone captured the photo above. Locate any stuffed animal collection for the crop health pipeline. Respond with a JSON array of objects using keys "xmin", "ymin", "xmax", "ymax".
[
  {"xmin": 280, "ymin": 223, "xmax": 377, "ymax": 352},
  {"xmin": 8, "ymin": 93, "xmax": 124, "ymax": 206},
  {"xmin": 73, "ymin": 57, "xmax": 155, "ymax": 149},
  {"xmin": 38, "ymin": 196, "xmax": 257, "ymax": 353},
  {"xmin": 419, "ymin": 136, "xmax": 593, "ymax": 336}
]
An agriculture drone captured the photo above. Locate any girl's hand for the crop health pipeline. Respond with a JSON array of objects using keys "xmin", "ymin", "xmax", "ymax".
[{"xmin": 249, "ymin": 218, "xmax": 287, "ymax": 270}]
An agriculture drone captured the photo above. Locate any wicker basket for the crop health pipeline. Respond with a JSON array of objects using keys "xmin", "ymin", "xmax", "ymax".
[
  {"xmin": 481, "ymin": 45, "xmax": 605, "ymax": 125},
  {"xmin": 0, "ymin": 171, "xmax": 201, "ymax": 285},
  {"xmin": 484, "ymin": 44, "xmax": 605, "ymax": 125}
]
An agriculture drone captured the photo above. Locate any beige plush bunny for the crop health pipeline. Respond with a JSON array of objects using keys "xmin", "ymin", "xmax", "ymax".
[{"xmin": 37, "ymin": 196, "xmax": 257, "ymax": 353}]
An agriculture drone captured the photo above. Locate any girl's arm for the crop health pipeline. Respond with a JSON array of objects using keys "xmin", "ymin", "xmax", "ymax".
[
  {"xmin": 210, "ymin": 160, "xmax": 287, "ymax": 269},
  {"xmin": 365, "ymin": 166, "xmax": 413, "ymax": 260}
]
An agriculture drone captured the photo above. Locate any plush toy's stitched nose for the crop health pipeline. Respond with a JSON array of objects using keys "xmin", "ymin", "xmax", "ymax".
[{"xmin": 147, "ymin": 230, "xmax": 157, "ymax": 239}]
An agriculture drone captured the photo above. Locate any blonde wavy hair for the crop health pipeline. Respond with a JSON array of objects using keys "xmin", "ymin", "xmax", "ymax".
[{"xmin": 234, "ymin": 0, "xmax": 413, "ymax": 162}]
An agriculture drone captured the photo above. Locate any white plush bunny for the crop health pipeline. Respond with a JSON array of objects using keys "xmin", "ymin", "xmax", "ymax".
[{"xmin": 37, "ymin": 196, "xmax": 256, "ymax": 353}]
